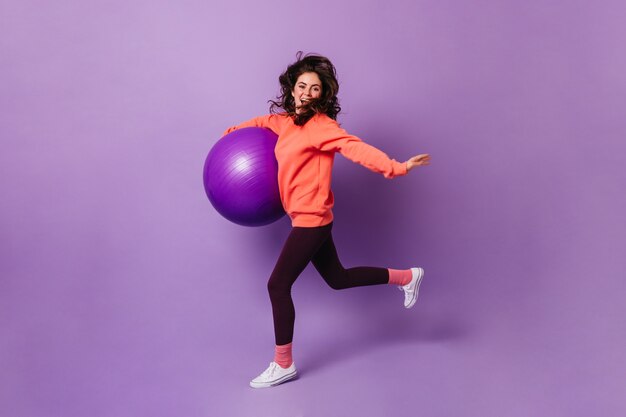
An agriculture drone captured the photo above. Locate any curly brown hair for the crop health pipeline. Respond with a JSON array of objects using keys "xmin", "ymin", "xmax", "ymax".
[{"xmin": 269, "ymin": 51, "xmax": 341, "ymax": 126}]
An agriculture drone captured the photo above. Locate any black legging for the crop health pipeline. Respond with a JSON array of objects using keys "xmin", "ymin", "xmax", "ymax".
[{"xmin": 267, "ymin": 222, "xmax": 389, "ymax": 345}]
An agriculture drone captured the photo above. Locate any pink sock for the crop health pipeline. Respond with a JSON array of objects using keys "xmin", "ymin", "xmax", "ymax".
[
  {"xmin": 274, "ymin": 343, "xmax": 293, "ymax": 368},
  {"xmin": 388, "ymin": 268, "xmax": 412, "ymax": 286}
]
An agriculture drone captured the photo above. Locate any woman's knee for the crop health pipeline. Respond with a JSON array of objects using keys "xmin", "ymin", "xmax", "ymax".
[
  {"xmin": 267, "ymin": 276, "xmax": 290, "ymax": 298},
  {"xmin": 321, "ymin": 271, "xmax": 347, "ymax": 290}
]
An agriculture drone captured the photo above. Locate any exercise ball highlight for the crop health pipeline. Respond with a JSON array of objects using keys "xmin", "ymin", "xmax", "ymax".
[{"xmin": 203, "ymin": 127, "xmax": 285, "ymax": 227}]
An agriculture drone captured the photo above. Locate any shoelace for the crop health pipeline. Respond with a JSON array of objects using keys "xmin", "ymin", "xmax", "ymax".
[
  {"xmin": 399, "ymin": 285, "xmax": 414, "ymax": 302},
  {"xmin": 262, "ymin": 362, "xmax": 278, "ymax": 378}
]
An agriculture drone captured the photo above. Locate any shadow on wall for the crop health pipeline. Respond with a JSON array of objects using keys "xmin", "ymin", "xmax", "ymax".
[
  {"xmin": 238, "ymin": 120, "xmax": 474, "ymax": 372},
  {"xmin": 297, "ymin": 307, "xmax": 471, "ymax": 376}
]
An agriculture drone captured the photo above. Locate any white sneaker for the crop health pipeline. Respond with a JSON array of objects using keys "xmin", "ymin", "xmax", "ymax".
[
  {"xmin": 399, "ymin": 267, "xmax": 424, "ymax": 308},
  {"xmin": 249, "ymin": 361, "xmax": 297, "ymax": 388}
]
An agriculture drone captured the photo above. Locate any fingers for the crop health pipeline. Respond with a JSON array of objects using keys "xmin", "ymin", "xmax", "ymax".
[
  {"xmin": 405, "ymin": 153, "xmax": 431, "ymax": 171},
  {"xmin": 412, "ymin": 154, "xmax": 431, "ymax": 165}
]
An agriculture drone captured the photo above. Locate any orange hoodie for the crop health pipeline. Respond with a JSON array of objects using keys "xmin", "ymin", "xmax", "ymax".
[{"xmin": 223, "ymin": 113, "xmax": 407, "ymax": 227}]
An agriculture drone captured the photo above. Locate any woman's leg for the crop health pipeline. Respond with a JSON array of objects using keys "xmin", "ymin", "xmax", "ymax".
[
  {"xmin": 311, "ymin": 226, "xmax": 390, "ymax": 289},
  {"xmin": 310, "ymin": 226, "xmax": 424, "ymax": 308},
  {"xmin": 267, "ymin": 223, "xmax": 332, "ymax": 346},
  {"xmin": 252, "ymin": 224, "xmax": 331, "ymax": 389}
]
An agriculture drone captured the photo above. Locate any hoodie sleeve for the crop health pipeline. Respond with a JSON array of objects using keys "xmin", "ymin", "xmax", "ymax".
[
  {"xmin": 311, "ymin": 116, "xmax": 408, "ymax": 178},
  {"xmin": 222, "ymin": 114, "xmax": 283, "ymax": 137}
]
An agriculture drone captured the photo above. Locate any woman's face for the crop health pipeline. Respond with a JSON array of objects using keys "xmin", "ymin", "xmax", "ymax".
[{"xmin": 292, "ymin": 72, "xmax": 322, "ymax": 113}]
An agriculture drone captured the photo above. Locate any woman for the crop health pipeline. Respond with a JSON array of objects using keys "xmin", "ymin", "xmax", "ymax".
[{"xmin": 223, "ymin": 52, "xmax": 431, "ymax": 388}]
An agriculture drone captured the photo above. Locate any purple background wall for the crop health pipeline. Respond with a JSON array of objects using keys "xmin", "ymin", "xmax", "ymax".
[{"xmin": 2, "ymin": 0, "xmax": 625, "ymax": 416}]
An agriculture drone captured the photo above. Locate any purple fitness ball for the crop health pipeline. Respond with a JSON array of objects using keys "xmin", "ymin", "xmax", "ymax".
[{"xmin": 203, "ymin": 127, "xmax": 285, "ymax": 227}]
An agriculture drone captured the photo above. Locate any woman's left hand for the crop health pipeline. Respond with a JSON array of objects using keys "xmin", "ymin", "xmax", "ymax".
[{"xmin": 406, "ymin": 154, "xmax": 431, "ymax": 172}]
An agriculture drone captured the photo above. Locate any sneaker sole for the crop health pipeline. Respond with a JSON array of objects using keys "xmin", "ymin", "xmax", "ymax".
[
  {"xmin": 405, "ymin": 267, "xmax": 424, "ymax": 309},
  {"xmin": 249, "ymin": 370, "xmax": 298, "ymax": 389}
]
